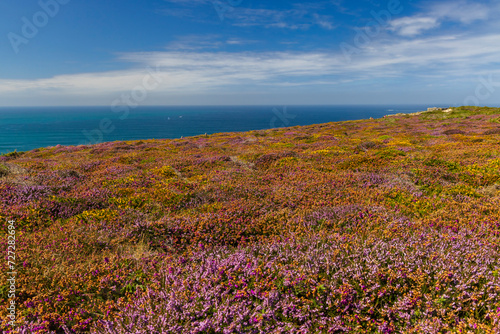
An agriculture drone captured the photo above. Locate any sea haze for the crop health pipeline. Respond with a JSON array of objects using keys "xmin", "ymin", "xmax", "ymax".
[{"xmin": 0, "ymin": 105, "xmax": 446, "ymax": 153}]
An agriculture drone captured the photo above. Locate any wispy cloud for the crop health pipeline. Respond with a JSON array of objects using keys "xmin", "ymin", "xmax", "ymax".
[
  {"xmin": 431, "ymin": 0, "xmax": 489, "ymax": 24},
  {"xmin": 227, "ymin": 7, "xmax": 336, "ymax": 30},
  {"xmin": 160, "ymin": 1, "xmax": 336, "ymax": 30},
  {"xmin": 313, "ymin": 13, "xmax": 336, "ymax": 30},
  {"xmin": 389, "ymin": 16, "xmax": 439, "ymax": 37},
  {"xmin": 389, "ymin": 0, "xmax": 491, "ymax": 36},
  {"xmin": 1, "ymin": 31, "xmax": 500, "ymax": 101},
  {"xmin": 164, "ymin": 35, "xmax": 258, "ymax": 50},
  {"xmin": 165, "ymin": 35, "xmax": 224, "ymax": 50}
]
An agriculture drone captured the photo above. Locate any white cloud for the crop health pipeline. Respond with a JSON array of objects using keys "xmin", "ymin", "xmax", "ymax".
[
  {"xmin": 228, "ymin": 8, "xmax": 335, "ymax": 30},
  {"xmin": 432, "ymin": 1, "xmax": 489, "ymax": 24},
  {"xmin": 2, "ymin": 31, "xmax": 500, "ymax": 104},
  {"xmin": 160, "ymin": 1, "xmax": 336, "ymax": 31},
  {"xmin": 228, "ymin": 8, "xmax": 308, "ymax": 29},
  {"xmin": 389, "ymin": 0, "xmax": 492, "ymax": 37},
  {"xmin": 165, "ymin": 35, "xmax": 224, "ymax": 50},
  {"xmin": 226, "ymin": 38, "xmax": 244, "ymax": 45},
  {"xmin": 313, "ymin": 13, "xmax": 336, "ymax": 30},
  {"xmin": 389, "ymin": 16, "xmax": 439, "ymax": 36}
]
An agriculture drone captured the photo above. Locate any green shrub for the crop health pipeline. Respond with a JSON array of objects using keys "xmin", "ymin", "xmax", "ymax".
[
  {"xmin": 0, "ymin": 164, "xmax": 9, "ymax": 177},
  {"xmin": 423, "ymin": 158, "xmax": 460, "ymax": 172},
  {"xmin": 1, "ymin": 150, "xmax": 24, "ymax": 158},
  {"xmin": 376, "ymin": 147, "xmax": 406, "ymax": 159}
]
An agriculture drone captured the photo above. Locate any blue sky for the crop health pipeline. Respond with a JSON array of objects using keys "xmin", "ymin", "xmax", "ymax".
[{"xmin": 0, "ymin": 0, "xmax": 499, "ymax": 106}]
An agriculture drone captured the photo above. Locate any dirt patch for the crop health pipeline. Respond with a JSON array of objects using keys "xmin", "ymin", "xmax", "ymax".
[
  {"xmin": 480, "ymin": 184, "xmax": 500, "ymax": 197},
  {"xmin": 1, "ymin": 162, "xmax": 28, "ymax": 176},
  {"xmin": 0, "ymin": 162, "xmax": 36, "ymax": 186},
  {"xmin": 230, "ymin": 156, "xmax": 255, "ymax": 171},
  {"xmin": 356, "ymin": 141, "xmax": 384, "ymax": 152}
]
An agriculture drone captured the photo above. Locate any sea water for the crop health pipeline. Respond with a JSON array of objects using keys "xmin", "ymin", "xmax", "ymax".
[{"xmin": 0, "ymin": 105, "xmax": 444, "ymax": 153}]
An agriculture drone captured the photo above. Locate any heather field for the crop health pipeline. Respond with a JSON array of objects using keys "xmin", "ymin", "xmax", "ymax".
[{"xmin": 2, "ymin": 106, "xmax": 500, "ymax": 333}]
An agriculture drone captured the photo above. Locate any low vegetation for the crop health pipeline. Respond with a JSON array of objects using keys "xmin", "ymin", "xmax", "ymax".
[{"xmin": 2, "ymin": 106, "xmax": 500, "ymax": 333}]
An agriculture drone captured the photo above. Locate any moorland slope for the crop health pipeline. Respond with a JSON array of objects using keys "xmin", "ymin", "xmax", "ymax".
[{"xmin": 2, "ymin": 106, "xmax": 500, "ymax": 333}]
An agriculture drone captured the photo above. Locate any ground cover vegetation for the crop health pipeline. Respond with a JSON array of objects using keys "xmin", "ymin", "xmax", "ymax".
[{"xmin": 1, "ymin": 106, "xmax": 500, "ymax": 333}]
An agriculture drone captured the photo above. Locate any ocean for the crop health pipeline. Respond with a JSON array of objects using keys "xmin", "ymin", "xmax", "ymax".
[{"xmin": 0, "ymin": 105, "xmax": 445, "ymax": 153}]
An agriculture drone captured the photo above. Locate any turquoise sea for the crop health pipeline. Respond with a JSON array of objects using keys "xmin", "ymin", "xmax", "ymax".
[{"xmin": 0, "ymin": 105, "xmax": 446, "ymax": 153}]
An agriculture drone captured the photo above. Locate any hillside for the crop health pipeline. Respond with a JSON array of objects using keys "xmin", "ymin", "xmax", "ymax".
[{"xmin": 2, "ymin": 106, "xmax": 500, "ymax": 333}]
